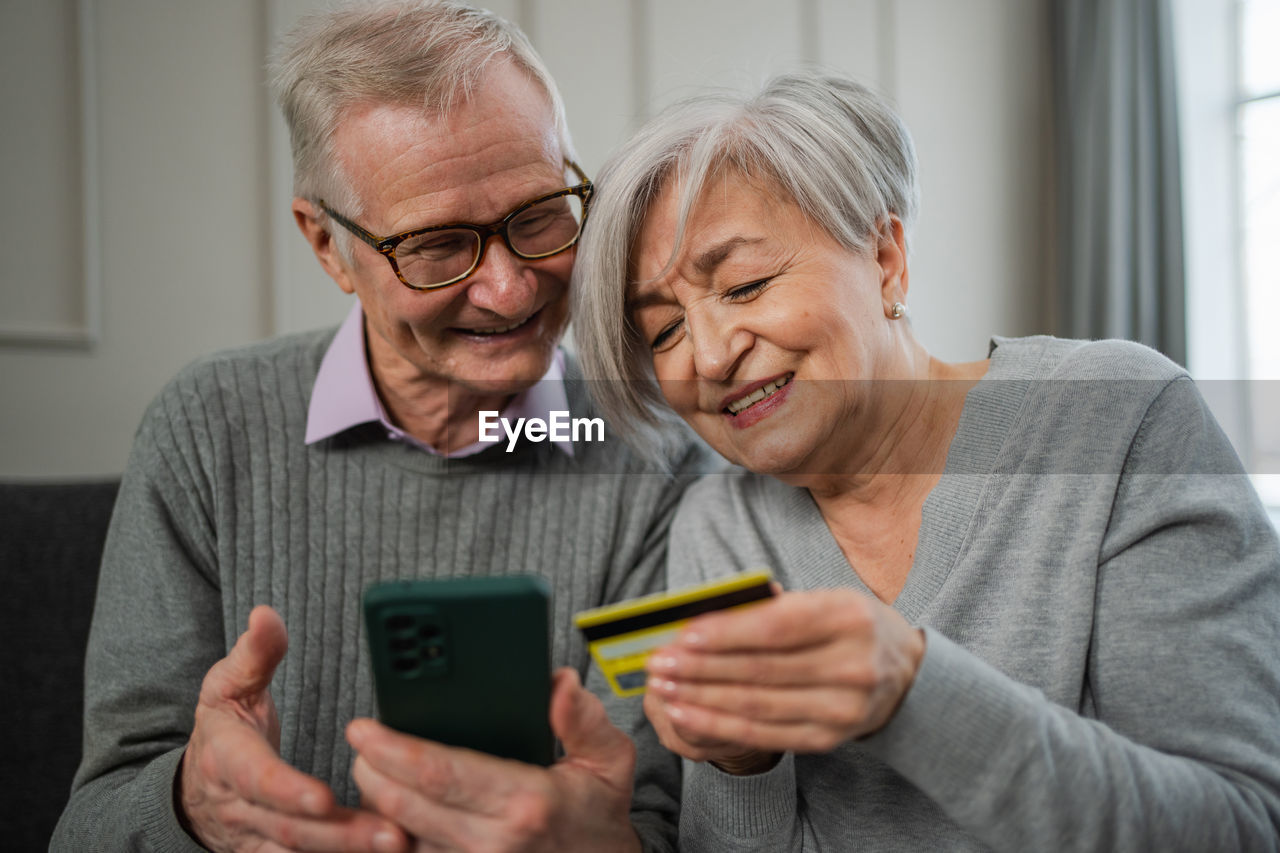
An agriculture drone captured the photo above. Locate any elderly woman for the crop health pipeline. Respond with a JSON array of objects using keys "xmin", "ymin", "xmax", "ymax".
[{"xmin": 571, "ymin": 71, "xmax": 1280, "ymax": 851}]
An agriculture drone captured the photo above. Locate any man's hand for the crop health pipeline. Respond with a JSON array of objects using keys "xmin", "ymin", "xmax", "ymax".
[
  {"xmin": 643, "ymin": 589, "xmax": 925, "ymax": 763},
  {"xmin": 348, "ymin": 667, "xmax": 642, "ymax": 852},
  {"xmin": 179, "ymin": 605, "xmax": 408, "ymax": 852}
]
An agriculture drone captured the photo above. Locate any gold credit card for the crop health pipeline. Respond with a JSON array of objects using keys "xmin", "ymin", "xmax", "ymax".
[{"xmin": 574, "ymin": 569, "xmax": 776, "ymax": 696}]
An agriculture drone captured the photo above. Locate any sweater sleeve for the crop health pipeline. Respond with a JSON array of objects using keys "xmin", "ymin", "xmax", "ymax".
[
  {"xmin": 858, "ymin": 376, "xmax": 1280, "ymax": 851},
  {"xmin": 678, "ymin": 753, "xmax": 803, "ymax": 851},
  {"xmin": 51, "ymin": 384, "xmax": 224, "ymax": 851}
]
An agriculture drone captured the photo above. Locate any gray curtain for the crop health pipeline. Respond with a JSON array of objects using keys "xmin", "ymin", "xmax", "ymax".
[{"xmin": 1050, "ymin": 0, "xmax": 1186, "ymax": 364}]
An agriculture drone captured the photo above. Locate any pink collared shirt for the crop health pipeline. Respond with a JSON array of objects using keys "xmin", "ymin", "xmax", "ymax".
[{"xmin": 305, "ymin": 302, "xmax": 573, "ymax": 458}]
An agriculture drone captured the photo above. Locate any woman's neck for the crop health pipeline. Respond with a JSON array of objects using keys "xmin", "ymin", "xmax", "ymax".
[
  {"xmin": 785, "ymin": 354, "xmax": 986, "ymax": 498},
  {"xmin": 792, "ymin": 355, "xmax": 989, "ymax": 602}
]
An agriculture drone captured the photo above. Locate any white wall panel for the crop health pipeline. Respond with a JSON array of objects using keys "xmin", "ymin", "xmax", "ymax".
[
  {"xmin": 483, "ymin": 0, "xmax": 523, "ymax": 25},
  {"xmin": 815, "ymin": 0, "xmax": 884, "ymax": 85},
  {"xmin": 0, "ymin": 1, "xmax": 268, "ymax": 477},
  {"xmin": 0, "ymin": 0, "xmax": 1052, "ymax": 477},
  {"xmin": 0, "ymin": 0, "xmax": 98, "ymax": 345},
  {"xmin": 891, "ymin": 0, "xmax": 1048, "ymax": 361},
  {"xmin": 267, "ymin": 0, "xmax": 356, "ymax": 336},
  {"xmin": 645, "ymin": 0, "xmax": 806, "ymax": 113},
  {"xmin": 528, "ymin": 0, "xmax": 635, "ymax": 174}
]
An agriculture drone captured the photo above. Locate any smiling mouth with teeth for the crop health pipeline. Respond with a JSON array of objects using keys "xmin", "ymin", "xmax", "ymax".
[
  {"xmin": 462, "ymin": 313, "xmax": 534, "ymax": 335},
  {"xmin": 725, "ymin": 374, "xmax": 793, "ymax": 415}
]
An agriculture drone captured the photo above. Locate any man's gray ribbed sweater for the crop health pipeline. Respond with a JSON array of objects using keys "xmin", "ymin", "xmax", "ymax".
[
  {"xmin": 671, "ymin": 336, "xmax": 1280, "ymax": 851},
  {"xmin": 51, "ymin": 328, "xmax": 704, "ymax": 851}
]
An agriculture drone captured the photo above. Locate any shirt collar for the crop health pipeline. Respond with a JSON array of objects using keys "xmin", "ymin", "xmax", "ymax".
[{"xmin": 305, "ymin": 301, "xmax": 573, "ymax": 458}]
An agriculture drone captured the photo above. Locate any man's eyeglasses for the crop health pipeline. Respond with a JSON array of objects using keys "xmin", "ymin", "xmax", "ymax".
[{"xmin": 319, "ymin": 161, "xmax": 593, "ymax": 292}]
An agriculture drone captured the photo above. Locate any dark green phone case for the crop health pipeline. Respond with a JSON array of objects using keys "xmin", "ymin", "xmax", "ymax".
[{"xmin": 363, "ymin": 575, "xmax": 554, "ymax": 766}]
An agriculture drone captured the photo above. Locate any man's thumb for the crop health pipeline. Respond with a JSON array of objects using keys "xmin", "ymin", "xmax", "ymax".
[
  {"xmin": 209, "ymin": 605, "xmax": 289, "ymax": 700},
  {"xmin": 549, "ymin": 668, "xmax": 635, "ymax": 783}
]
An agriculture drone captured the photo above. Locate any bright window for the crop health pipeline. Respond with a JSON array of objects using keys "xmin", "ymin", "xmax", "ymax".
[{"xmin": 1239, "ymin": 0, "xmax": 1280, "ymax": 509}]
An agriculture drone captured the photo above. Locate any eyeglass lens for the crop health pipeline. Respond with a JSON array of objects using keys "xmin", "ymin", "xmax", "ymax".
[{"xmin": 395, "ymin": 193, "xmax": 585, "ymax": 289}]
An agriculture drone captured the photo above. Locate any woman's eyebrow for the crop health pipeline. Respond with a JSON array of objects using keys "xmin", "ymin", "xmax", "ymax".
[
  {"xmin": 626, "ymin": 284, "xmax": 670, "ymax": 313},
  {"xmin": 693, "ymin": 236, "xmax": 765, "ymax": 275},
  {"xmin": 626, "ymin": 234, "xmax": 767, "ymax": 311}
]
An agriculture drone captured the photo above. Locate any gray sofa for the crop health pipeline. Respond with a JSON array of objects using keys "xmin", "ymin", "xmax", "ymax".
[{"xmin": 0, "ymin": 480, "xmax": 120, "ymax": 851}]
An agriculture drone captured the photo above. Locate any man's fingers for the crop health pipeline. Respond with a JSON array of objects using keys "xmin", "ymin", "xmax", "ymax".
[
  {"xmin": 210, "ymin": 720, "xmax": 335, "ymax": 817},
  {"xmin": 181, "ymin": 723, "xmax": 393, "ymax": 851},
  {"xmin": 351, "ymin": 753, "xmax": 487, "ymax": 847},
  {"xmin": 239, "ymin": 798, "xmax": 409, "ymax": 853},
  {"xmin": 205, "ymin": 605, "xmax": 289, "ymax": 702},
  {"xmin": 346, "ymin": 718, "xmax": 533, "ymax": 814},
  {"xmin": 550, "ymin": 667, "xmax": 635, "ymax": 785}
]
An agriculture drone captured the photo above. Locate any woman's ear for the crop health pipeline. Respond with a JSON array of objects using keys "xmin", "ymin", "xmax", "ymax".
[
  {"xmin": 876, "ymin": 215, "xmax": 909, "ymax": 305},
  {"xmin": 292, "ymin": 198, "xmax": 357, "ymax": 295}
]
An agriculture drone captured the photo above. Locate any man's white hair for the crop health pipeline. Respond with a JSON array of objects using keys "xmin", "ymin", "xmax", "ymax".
[{"xmin": 269, "ymin": 0, "xmax": 575, "ymax": 255}]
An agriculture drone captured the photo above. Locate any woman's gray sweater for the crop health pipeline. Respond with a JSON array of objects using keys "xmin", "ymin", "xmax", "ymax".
[{"xmin": 670, "ymin": 336, "xmax": 1280, "ymax": 851}]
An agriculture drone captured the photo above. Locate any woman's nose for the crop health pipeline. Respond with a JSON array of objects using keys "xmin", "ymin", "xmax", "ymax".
[{"xmin": 687, "ymin": 305, "xmax": 751, "ymax": 382}]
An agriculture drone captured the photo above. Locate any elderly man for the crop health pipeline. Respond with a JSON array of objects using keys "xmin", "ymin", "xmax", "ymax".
[{"xmin": 52, "ymin": 2, "xmax": 704, "ymax": 851}]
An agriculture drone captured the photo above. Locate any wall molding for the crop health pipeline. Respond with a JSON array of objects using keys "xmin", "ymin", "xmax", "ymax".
[
  {"xmin": 267, "ymin": 0, "xmax": 292, "ymax": 336},
  {"xmin": 0, "ymin": 0, "xmax": 102, "ymax": 349}
]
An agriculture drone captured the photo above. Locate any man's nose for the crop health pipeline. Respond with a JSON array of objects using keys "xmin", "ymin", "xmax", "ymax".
[{"xmin": 465, "ymin": 237, "xmax": 539, "ymax": 318}]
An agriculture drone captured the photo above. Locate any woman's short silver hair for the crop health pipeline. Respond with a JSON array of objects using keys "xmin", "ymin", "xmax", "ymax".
[
  {"xmin": 269, "ymin": 0, "xmax": 574, "ymax": 229},
  {"xmin": 572, "ymin": 71, "xmax": 919, "ymax": 459}
]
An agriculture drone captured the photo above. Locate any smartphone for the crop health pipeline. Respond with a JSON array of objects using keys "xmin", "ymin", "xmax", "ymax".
[{"xmin": 363, "ymin": 575, "xmax": 554, "ymax": 766}]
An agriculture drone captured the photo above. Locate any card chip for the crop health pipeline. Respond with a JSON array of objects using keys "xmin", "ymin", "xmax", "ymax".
[{"xmin": 614, "ymin": 670, "xmax": 648, "ymax": 691}]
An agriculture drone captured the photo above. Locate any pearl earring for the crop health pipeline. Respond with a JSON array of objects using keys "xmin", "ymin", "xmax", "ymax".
[{"xmin": 890, "ymin": 302, "xmax": 908, "ymax": 319}]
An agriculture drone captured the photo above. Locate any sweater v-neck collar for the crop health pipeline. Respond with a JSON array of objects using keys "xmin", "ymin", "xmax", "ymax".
[{"xmin": 757, "ymin": 337, "xmax": 1049, "ymax": 621}]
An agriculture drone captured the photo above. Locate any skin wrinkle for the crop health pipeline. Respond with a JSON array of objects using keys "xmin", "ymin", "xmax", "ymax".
[{"xmin": 353, "ymin": 112, "xmax": 560, "ymax": 235}]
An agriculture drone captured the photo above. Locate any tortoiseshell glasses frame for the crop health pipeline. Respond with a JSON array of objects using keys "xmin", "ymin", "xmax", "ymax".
[{"xmin": 319, "ymin": 160, "xmax": 593, "ymax": 292}]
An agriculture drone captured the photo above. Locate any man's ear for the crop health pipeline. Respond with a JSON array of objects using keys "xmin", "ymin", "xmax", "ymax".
[
  {"xmin": 876, "ymin": 214, "xmax": 909, "ymax": 305},
  {"xmin": 292, "ymin": 198, "xmax": 357, "ymax": 295}
]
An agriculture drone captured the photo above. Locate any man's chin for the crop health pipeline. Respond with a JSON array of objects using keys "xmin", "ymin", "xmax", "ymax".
[
  {"xmin": 428, "ymin": 318, "xmax": 565, "ymax": 399},
  {"xmin": 446, "ymin": 354, "xmax": 556, "ymax": 398},
  {"xmin": 452, "ymin": 376, "xmax": 541, "ymax": 397}
]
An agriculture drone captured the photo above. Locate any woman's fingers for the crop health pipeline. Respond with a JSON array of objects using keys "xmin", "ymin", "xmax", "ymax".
[
  {"xmin": 661, "ymin": 699, "xmax": 854, "ymax": 754},
  {"xmin": 648, "ymin": 591, "xmax": 888, "ymax": 688},
  {"xmin": 643, "ymin": 588, "xmax": 928, "ymax": 751},
  {"xmin": 650, "ymin": 679, "xmax": 871, "ymax": 729},
  {"xmin": 676, "ymin": 589, "xmax": 877, "ymax": 652},
  {"xmin": 648, "ymin": 643, "xmax": 881, "ymax": 688},
  {"xmin": 644, "ymin": 689, "xmax": 742, "ymax": 757}
]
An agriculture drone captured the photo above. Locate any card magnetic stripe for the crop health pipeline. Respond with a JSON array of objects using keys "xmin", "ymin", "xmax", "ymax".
[{"xmin": 579, "ymin": 582, "xmax": 774, "ymax": 642}]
